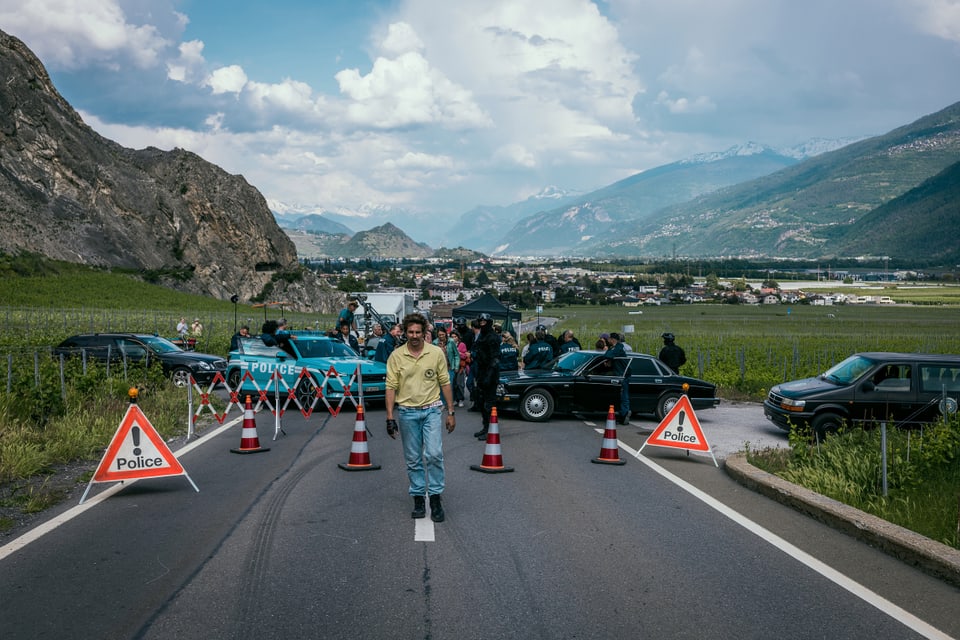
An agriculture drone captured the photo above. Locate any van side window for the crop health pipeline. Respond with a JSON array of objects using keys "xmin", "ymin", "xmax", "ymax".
[
  {"xmin": 921, "ymin": 365, "xmax": 960, "ymax": 392},
  {"xmin": 872, "ymin": 364, "xmax": 911, "ymax": 391}
]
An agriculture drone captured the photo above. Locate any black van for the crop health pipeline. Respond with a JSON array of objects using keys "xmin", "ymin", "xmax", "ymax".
[{"xmin": 764, "ymin": 352, "xmax": 960, "ymax": 439}]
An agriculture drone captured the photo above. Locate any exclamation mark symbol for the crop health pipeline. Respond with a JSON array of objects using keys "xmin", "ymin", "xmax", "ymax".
[
  {"xmin": 677, "ymin": 410, "xmax": 685, "ymax": 432},
  {"xmin": 132, "ymin": 426, "xmax": 142, "ymax": 456}
]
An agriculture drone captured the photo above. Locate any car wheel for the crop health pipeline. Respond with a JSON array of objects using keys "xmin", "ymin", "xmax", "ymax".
[
  {"xmin": 295, "ymin": 374, "xmax": 319, "ymax": 408},
  {"xmin": 227, "ymin": 368, "xmax": 242, "ymax": 391},
  {"xmin": 811, "ymin": 412, "xmax": 843, "ymax": 442},
  {"xmin": 171, "ymin": 367, "xmax": 192, "ymax": 388},
  {"xmin": 656, "ymin": 392, "xmax": 681, "ymax": 420},
  {"xmin": 519, "ymin": 388, "xmax": 554, "ymax": 422}
]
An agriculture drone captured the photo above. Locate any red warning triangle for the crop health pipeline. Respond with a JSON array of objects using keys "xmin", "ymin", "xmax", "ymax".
[
  {"xmin": 644, "ymin": 395, "xmax": 711, "ymax": 452},
  {"xmin": 91, "ymin": 404, "xmax": 187, "ymax": 483}
]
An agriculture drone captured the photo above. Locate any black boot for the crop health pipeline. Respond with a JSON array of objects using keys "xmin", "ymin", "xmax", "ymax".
[
  {"xmin": 411, "ymin": 495, "xmax": 426, "ymax": 519},
  {"xmin": 473, "ymin": 427, "xmax": 488, "ymax": 439},
  {"xmin": 429, "ymin": 494, "xmax": 445, "ymax": 522}
]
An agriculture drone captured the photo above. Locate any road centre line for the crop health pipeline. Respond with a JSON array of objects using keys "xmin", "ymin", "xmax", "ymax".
[
  {"xmin": 415, "ymin": 517, "xmax": 435, "ymax": 542},
  {"xmin": 0, "ymin": 416, "xmax": 242, "ymax": 563},
  {"xmin": 610, "ymin": 432, "xmax": 955, "ymax": 640}
]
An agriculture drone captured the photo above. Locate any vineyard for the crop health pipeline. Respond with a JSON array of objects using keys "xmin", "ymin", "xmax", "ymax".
[{"xmin": 1, "ymin": 297, "xmax": 958, "ymax": 537}]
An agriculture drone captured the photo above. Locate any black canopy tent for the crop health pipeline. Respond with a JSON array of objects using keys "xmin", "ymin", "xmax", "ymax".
[{"xmin": 452, "ymin": 293, "xmax": 522, "ymax": 335}]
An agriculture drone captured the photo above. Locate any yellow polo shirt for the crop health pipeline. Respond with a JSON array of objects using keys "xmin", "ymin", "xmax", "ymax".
[{"xmin": 386, "ymin": 342, "xmax": 451, "ymax": 407}]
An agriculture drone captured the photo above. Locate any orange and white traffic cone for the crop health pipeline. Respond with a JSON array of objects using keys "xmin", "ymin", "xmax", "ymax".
[
  {"xmin": 338, "ymin": 405, "xmax": 381, "ymax": 471},
  {"xmin": 591, "ymin": 405, "xmax": 625, "ymax": 465},
  {"xmin": 470, "ymin": 407, "xmax": 514, "ymax": 474},
  {"xmin": 231, "ymin": 395, "xmax": 270, "ymax": 454}
]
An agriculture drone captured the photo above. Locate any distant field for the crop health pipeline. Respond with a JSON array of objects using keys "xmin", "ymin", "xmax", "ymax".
[
  {"xmin": 0, "ymin": 263, "xmax": 957, "ymax": 401},
  {"xmin": 540, "ymin": 303, "xmax": 960, "ymax": 398}
]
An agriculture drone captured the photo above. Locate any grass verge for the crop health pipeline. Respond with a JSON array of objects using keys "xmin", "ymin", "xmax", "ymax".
[{"xmin": 746, "ymin": 416, "xmax": 960, "ymax": 549}]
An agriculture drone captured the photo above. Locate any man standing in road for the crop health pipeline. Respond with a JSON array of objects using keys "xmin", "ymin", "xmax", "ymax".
[
  {"xmin": 658, "ymin": 332, "xmax": 687, "ymax": 373},
  {"xmin": 385, "ymin": 313, "xmax": 456, "ymax": 523},
  {"xmin": 472, "ymin": 313, "xmax": 501, "ymax": 440},
  {"xmin": 604, "ymin": 332, "xmax": 632, "ymax": 425}
]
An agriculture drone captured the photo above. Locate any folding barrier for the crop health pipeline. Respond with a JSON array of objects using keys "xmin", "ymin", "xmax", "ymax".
[{"xmin": 185, "ymin": 364, "xmax": 366, "ymax": 439}]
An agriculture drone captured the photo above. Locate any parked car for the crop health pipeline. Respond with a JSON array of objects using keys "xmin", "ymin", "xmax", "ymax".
[
  {"xmin": 53, "ymin": 333, "xmax": 227, "ymax": 387},
  {"xmin": 226, "ymin": 333, "xmax": 388, "ymax": 407},
  {"xmin": 764, "ymin": 352, "xmax": 960, "ymax": 439},
  {"xmin": 496, "ymin": 349, "xmax": 720, "ymax": 422}
]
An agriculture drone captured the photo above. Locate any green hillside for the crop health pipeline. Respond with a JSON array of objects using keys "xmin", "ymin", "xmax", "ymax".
[{"xmin": 596, "ymin": 101, "xmax": 960, "ymax": 262}]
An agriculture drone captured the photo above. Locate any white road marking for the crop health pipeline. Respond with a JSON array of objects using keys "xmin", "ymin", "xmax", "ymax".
[
  {"xmin": 616, "ymin": 433, "xmax": 955, "ymax": 640},
  {"xmin": 0, "ymin": 416, "xmax": 241, "ymax": 563},
  {"xmin": 415, "ymin": 517, "xmax": 435, "ymax": 542}
]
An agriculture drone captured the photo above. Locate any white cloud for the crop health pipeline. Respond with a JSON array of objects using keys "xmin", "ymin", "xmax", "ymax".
[
  {"xmin": 380, "ymin": 21, "xmax": 425, "ymax": 56},
  {"xmin": 206, "ymin": 65, "xmax": 248, "ymax": 95},
  {"xmin": 244, "ymin": 78, "xmax": 321, "ymax": 115},
  {"xmin": 335, "ymin": 48, "xmax": 491, "ymax": 129},
  {"xmin": 655, "ymin": 91, "xmax": 716, "ymax": 114},
  {"xmin": 166, "ymin": 39, "xmax": 205, "ymax": 82},
  {"xmin": 910, "ymin": 0, "xmax": 960, "ymax": 42},
  {"xmin": 0, "ymin": 0, "xmax": 170, "ymax": 69}
]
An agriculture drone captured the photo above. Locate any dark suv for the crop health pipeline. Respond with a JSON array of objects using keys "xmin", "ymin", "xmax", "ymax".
[
  {"xmin": 764, "ymin": 352, "xmax": 960, "ymax": 439},
  {"xmin": 53, "ymin": 333, "xmax": 227, "ymax": 387}
]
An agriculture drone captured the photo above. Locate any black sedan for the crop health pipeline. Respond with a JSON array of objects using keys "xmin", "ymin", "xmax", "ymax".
[{"xmin": 496, "ymin": 350, "xmax": 720, "ymax": 422}]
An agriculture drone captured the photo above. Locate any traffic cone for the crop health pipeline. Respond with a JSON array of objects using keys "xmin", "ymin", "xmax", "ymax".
[
  {"xmin": 470, "ymin": 407, "xmax": 514, "ymax": 474},
  {"xmin": 231, "ymin": 395, "xmax": 270, "ymax": 454},
  {"xmin": 338, "ymin": 405, "xmax": 381, "ymax": 471},
  {"xmin": 591, "ymin": 405, "xmax": 625, "ymax": 465}
]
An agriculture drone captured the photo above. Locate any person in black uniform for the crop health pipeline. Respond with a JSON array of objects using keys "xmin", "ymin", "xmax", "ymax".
[
  {"xmin": 604, "ymin": 332, "xmax": 631, "ymax": 425},
  {"xmin": 472, "ymin": 313, "xmax": 502, "ymax": 440},
  {"xmin": 658, "ymin": 332, "xmax": 687, "ymax": 373}
]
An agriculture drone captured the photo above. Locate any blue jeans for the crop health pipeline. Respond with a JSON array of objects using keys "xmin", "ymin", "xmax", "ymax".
[{"xmin": 397, "ymin": 405, "xmax": 445, "ymax": 496}]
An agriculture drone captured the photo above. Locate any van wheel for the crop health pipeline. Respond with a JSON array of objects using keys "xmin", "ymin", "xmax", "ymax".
[{"xmin": 812, "ymin": 412, "xmax": 843, "ymax": 443}]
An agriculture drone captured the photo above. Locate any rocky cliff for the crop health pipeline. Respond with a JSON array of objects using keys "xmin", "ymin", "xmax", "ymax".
[{"xmin": 0, "ymin": 29, "xmax": 338, "ymax": 311}]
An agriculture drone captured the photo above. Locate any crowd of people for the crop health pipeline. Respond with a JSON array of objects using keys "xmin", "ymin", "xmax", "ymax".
[{"xmin": 213, "ymin": 301, "xmax": 688, "ymax": 524}]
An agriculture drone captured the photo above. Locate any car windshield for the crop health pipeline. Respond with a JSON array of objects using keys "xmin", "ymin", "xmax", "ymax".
[
  {"xmin": 295, "ymin": 339, "xmax": 358, "ymax": 359},
  {"xmin": 822, "ymin": 355, "xmax": 874, "ymax": 384},
  {"xmin": 551, "ymin": 351, "xmax": 593, "ymax": 373},
  {"xmin": 139, "ymin": 335, "xmax": 182, "ymax": 354}
]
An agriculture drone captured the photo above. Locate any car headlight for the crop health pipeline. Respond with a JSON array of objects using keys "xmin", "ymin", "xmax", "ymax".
[
  {"xmin": 779, "ymin": 397, "xmax": 806, "ymax": 412},
  {"xmin": 197, "ymin": 361, "xmax": 213, "ymax": 370},
  {"xmin": 496, "ymin": 383, "xmax": 506, "ymax": 396}
]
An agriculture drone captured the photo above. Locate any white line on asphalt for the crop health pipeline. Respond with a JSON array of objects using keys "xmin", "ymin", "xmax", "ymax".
[
  {"xmin": 415, "ymin": 517, "xmax": 435, "ymax": 542},
  {"xmin": 614, "ymin": 433, "xmax": 955, "ymax": 640},
  {"xmin": 0, "ymin": 416, "xmax": 242, "ymax": 563}
]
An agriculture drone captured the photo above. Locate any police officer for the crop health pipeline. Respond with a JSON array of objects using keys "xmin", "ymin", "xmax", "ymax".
[
  {"xmin": 523, "ymin": 326, "xmax": 555, "ymax": 370},
  {"xmin": 605, "ymin": 332, "xmax": 631, "ymax": 425},
  {"xmin": 472, "ymin": 313, "xmax": 501, "ymax": 440},
  {"xmin": 499, "ymin": 332, "xmax": 520, "ymax": 372},
  {"xmin": 658, "ymin": 332, "xmax": 687, "ymax": 373}
]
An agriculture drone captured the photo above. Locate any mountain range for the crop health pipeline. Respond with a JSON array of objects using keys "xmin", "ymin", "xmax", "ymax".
[{"xmin": 273, "ymin": 102, "xmax": 960, "ymax": 264}]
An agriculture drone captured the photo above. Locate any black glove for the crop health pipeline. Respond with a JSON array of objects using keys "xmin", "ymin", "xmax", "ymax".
[{"xmin": 386, "ymin": 419, "xmax": 399, "ymax": 439}]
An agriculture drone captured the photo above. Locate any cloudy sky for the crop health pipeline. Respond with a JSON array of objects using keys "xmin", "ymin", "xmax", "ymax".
[{"xmin": 2, "ymin": 0, "xmax": 959, "ymax": 243}]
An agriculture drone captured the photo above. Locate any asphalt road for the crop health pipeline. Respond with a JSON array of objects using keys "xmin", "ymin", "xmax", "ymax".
[{"xmin": 1, "ymin": 401, "xmax": 957, "ymax": 640}]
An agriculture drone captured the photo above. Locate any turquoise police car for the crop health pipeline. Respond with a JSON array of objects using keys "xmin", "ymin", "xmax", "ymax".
[{"xmin": 226, "ymin": 333, "xmax": 387, "ymax": 409}]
